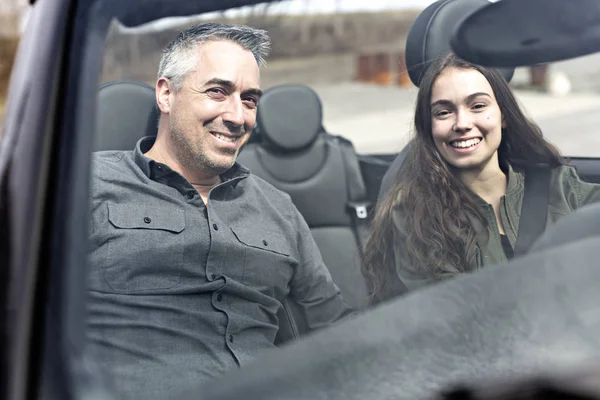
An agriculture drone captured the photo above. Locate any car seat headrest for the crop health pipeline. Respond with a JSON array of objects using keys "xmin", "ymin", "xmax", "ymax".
[
  {"xmin": 256, "ymin": 84, "xmax": 323, "ymax": 152},
  {"xmin": 405, "ymin": 0, "xmax": 515, "ymax": 87},
  {"xmin": 247, "ymin": 125, "xmax": 262, "ymax": 144},
  {"xmin": 94, "ymin": 80, "xmax": 159, "ymax": 152}
]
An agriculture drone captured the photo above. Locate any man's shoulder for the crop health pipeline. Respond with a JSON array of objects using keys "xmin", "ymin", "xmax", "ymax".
[
  {"xmin": 91, "ymin": 150, "xmax": 132, "ymax": 174},
  {"xmin": 92, "ymin": 150, "xmax": 129, "ymax": 164},
  {"xmin": 90, "ymin": 150, "xmax": 141, "ymax": 190},
  {"xmin": 241, "ymin": 172, "xmax": 302, "ymax": 216}
]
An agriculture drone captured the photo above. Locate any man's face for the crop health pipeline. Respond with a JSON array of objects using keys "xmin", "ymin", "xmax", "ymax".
[{"xmin": 159, "ymin": 40, "xmax": 261, "ymax": 176}]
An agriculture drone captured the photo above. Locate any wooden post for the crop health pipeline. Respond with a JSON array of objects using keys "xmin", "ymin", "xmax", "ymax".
[
  {"xmin": 356, "ymin": 53, "xmax": 372, "ymax": 82},
  {"xmin": 373, "ymin": 53, "xmax": 392, "ymax": 85}
]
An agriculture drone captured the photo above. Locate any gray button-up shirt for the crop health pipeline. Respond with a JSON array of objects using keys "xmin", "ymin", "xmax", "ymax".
[{"xmin": 86, "ymin": 137, "xmax": 352, "ymax": 399}]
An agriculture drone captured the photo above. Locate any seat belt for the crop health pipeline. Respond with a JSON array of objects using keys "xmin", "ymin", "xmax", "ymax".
[
  {"xmin": 513, "ymin": 164, "xmax": 552, "ymax": 257},
  {"xmin": 334, "ymin": 135, "xmax": 372, "ymax": 255}
]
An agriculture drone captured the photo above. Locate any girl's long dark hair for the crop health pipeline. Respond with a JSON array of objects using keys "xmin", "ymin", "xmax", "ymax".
[{"xmin": 362, "ymin": 53, "xmax": 564, "ymax": 304}]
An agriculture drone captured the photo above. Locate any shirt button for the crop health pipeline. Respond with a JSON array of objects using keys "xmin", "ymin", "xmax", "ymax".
[
  {"xmin": 143, "ymin": 217, "xmax": 151, "ymax": 224},
  {"xmin": 187, "ymin": 191, "xmax": 195, "ymax": 199},
  {"xmin": 262, "ymin": 239, "xmax": 268, "ymax": 246},
  {"xmin": 210, "ymin": 273, "xmax": 216, "ymax": 280},
  {"xmin": 217, "ymin": 294, "xmax": 223, "ymax": 302},
  {"xmin": 229, "ymin": 334, "xmax": 234, "ymax": 343},
  {"xmin": 213, "ymin": 224, "xmax": 219, "ymax": 231}
]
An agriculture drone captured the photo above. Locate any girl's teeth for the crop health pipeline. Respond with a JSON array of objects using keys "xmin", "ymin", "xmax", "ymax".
[{"xmin": 452, "ymin": 138, "xmax": 481, "ymax": 148}]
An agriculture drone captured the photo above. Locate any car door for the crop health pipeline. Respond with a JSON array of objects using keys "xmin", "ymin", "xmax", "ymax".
[{"xmin": 0, "ymin": 1, "xmax": 275, "ymax": 399}]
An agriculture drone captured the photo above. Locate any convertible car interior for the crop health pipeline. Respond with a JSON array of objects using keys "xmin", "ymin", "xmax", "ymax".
[
  {"xmin": 93, "ymin": 0, "xmax": 600, "ymax": 347},
  {"xmin": 5, "ymin": 0, "xmax": 600, "ymax": 399}
]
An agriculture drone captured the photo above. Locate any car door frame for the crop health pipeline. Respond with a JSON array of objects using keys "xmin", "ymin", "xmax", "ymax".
[
  {"xmin": 0, "ymin": 0, "xmax": 76, "ymax": 398},
  {"xmin": 0, "ymin": 0, "xmax": 278, "ymax": 399}
]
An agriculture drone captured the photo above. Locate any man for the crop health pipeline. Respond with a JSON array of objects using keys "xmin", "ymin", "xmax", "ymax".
[{"xmin": 87, "ymin": 23, "xmax": 352, "ymax": 399}]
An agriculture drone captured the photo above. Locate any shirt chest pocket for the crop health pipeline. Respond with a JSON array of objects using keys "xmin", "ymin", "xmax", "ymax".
[
  {"xmin": 231, "ymin": 227, "xmax": 294, "ymax": 298},
  {"xmin": 104, "ymin": 203, "xmax": 186, "ymax": 293}
]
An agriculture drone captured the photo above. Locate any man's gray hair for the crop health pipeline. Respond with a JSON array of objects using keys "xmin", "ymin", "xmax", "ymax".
[{"xmin": 157, "ymin": 22, "xmax": 271, "ymax": 91}]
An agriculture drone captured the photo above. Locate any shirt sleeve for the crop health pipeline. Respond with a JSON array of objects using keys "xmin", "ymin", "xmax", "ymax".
[{"xmin": 287, "ymin": 206, "xmax": 355, "ymax": 331}]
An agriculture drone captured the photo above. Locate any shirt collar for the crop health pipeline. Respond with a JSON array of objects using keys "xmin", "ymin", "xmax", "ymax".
[
  {"xmin": 133, "ymin": 135, "xmax": 250, "ymax": 184},
  {"xmin": 133, "ymin": 136, "xmax": 155, "ymax": 178}
]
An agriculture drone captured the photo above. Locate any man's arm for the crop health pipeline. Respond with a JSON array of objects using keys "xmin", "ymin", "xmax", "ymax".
[{"xmin": 287, "ymin": 207, "xmax": 355, "ymax": 331}]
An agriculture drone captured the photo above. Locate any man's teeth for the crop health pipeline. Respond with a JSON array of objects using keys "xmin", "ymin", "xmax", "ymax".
[
  {"xmin": 451, "ymin": 138, "xmax": 481, "ymax": 148},
  {"xmin": 214, "ymin": 133, "xmax": 236, "ymax": 143}
]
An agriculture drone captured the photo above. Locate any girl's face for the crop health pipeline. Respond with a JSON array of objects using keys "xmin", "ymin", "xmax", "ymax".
[{"xmin": 430, "ymin": 67, "xmax": 504, "ymax": 172}]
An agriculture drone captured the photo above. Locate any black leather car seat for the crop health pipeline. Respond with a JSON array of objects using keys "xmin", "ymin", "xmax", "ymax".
[
  {"xmin": 238, "ymin": 84, "xmax": 370, "ymax": 312},
  {"xmin": 94, "ymin": 80, "xmax": 159, "ymax": 151}
]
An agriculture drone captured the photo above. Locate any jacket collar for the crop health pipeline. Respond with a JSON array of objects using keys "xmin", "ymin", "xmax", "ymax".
[{"xmin": 506, "ymin": 163, "xmax": 524, "ymax": 196}]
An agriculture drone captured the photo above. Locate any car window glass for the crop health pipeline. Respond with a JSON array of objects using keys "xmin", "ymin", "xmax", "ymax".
[{"xmin": 87, "ymin": 1, "xmax": 600, "ymax": 398}]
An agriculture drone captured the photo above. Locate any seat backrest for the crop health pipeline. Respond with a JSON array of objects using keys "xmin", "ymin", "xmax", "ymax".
[
  {"xmin": 94, "ymin": 80, "xmax": 158, "ymax": 152},
  {"xmin": 238, "ymin": 84, "xmax": 370, "ymax": 318},
  {"xmin": 377, "ymin": 142, "xmax": 411, "ymax": 205}
]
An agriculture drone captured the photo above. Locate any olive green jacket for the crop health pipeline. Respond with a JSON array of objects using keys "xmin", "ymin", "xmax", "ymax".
[{"xmin": 393, "ymin": 165, "xmax": 600, "ymax": 291}]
